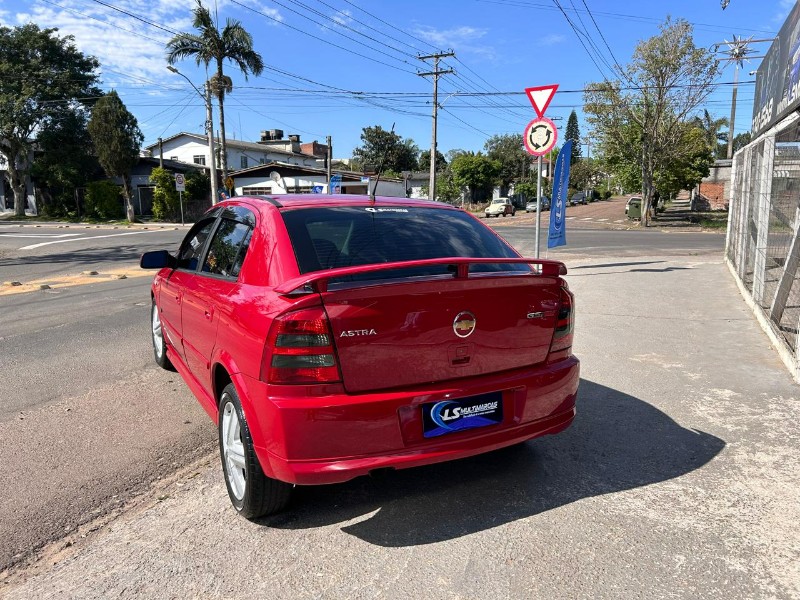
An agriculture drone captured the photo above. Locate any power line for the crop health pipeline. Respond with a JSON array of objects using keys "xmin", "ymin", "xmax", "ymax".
[{"xmin": 229, "ymin": 0, "xmax": 417, "ymax": 75}]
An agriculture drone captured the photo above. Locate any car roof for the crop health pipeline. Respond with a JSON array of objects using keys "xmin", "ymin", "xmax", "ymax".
[{"xmin": 219, "ymin": 195, "xmax": 459, "ymax": 216}]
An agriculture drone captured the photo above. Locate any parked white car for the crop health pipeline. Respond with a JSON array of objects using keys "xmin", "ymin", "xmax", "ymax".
[{"xmin": 485, "ymin": 197, "xmax": 515, "ymax": 218}]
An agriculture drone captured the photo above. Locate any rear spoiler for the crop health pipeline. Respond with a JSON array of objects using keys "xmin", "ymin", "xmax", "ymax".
[{"xmin": 276, "ymin": 257, "xmax": 567, "ymax": 295}]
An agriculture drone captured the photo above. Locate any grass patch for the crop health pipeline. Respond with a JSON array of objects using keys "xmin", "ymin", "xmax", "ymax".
[{"xmin": 697, "ymin": 217, "xmax": 729, "ymax": 230}]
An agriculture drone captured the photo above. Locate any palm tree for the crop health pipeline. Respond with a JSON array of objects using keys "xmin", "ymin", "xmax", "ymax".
[
  {"xmin": 166, "ymin": 0, "xmax": 264, "ymax": 182},
  {"xmin": 693, "ymin": 109, "xmax": 728, "ymax": 159}
]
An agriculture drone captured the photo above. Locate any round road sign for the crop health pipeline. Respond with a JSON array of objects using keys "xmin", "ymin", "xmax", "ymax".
[{"xmin": 523, "ymin": 117, "xmax": 557, "ymax": 156}]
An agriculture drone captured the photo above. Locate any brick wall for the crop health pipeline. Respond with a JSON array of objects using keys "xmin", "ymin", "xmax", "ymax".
[
  {"xmin": 300, "ymin": 141, "xmax": 328, "ymax": 158},
  {"xmin": 696, "ymin": 160, "xmax": 731, "ymax": 211}
]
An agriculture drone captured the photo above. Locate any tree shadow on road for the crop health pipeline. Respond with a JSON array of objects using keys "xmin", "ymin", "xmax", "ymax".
[
  {"xmin": 263, "ymin": 380, "xmax": 725, "ymax": 546},
  {"xmin": 0, "ymin": 245, "xmax": 146, "ymax": 268}
]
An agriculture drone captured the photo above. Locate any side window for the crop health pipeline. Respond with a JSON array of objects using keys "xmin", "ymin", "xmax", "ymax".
[
  {"xmin": 202, "ymin": 219, "xmax": 252, "ymax": 278},
  {"xmin": 177, "ymin": 219, "xmax": 216, "ymax": 271}
]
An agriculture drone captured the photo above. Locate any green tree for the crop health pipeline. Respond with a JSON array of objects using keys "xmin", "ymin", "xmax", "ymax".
[
  {"xmin": 450, "ymin": 153, "xmax": 500, "ymax": 203},
  {"xmin": 85, "ymin": 180, "xmax": 123, "ymax": 220},
  {"xmin": 422, "ymin": 168, "xmax": 463, "ymax": 204},
  {"xmin": 418, "ymin": 149, "xmax": 447, "ymax": 171},
  {"xmin": 732, "ymin": 131, "xmax": 751, "ymax": 154},
  {"xmin": 352, "ymin": 125, "xmax": 419, "ymax": 173},
  {"xmin": 569, "ymin": 160, "xmax": 598, "ymax": 192},
  {"xmin": 31, "ymin": 110, "xmax": 99, "ymax": 217},
  {"xmin": 654, "ymin": 124, "xmax": 713, "ymax": 199},
  {"xmin": 88, "ymin": 91, "xmax": 144, "ymax": 222},
  {"xmin": 184, "ymin": 169, "xmax": 210, "ymax": 202},
  {"xmin": 0, "ymin": 24, "xmax": 99, "ymax": 216},
  {"xmin": 584, "ymin": 17, "xmax": 718, "ymax": 225},
  {"xmin": 565, "ymin": 110, "xmax": 582, "ymax": 165},
  {"xmin": 693, "ymin": 109, "xmax": 728, "ymax": 159},
  {"xmin": 166, "ymin": 0, "xmax": 264, "ymax": 181},
  {"xmin": 149, "ymin": 167, "xmax": 180, "ymax": 221},
  {"xmin": 514, "ymin": 181, "xmax": 538, "ymax": 201},
  {"xmin": 484, "ymin": 133, "xmax": 528, "ymax": 196}
]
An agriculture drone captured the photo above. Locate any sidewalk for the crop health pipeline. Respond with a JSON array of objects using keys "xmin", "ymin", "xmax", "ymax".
[{"xmin": 3, "ymin": 254, "xmax": 799, "ymax": 599}]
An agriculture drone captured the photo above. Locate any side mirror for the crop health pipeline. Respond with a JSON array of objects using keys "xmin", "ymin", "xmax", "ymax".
[{"xmin": 140, "ymin": 250, "xmax": 177, "ymax": 270}]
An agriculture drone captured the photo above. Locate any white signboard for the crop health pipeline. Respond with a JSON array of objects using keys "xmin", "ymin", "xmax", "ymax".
[{"xmin": 174, "ymin": 173, "xmax": 186, "ymax": 192}]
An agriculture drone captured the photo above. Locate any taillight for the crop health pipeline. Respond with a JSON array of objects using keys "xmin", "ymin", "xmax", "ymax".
[
  {"xmin": 548, "ymin": 285, "xmax": 575, "ymax": 360},
  {"xmin": 262, "ymin": 307, "xmax": 341, "ymax": 384}
]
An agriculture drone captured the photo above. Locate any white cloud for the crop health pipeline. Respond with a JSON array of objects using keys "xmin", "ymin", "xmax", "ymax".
[
  {"xmin": 412, "ymin": 25, "xmax": 495, "ymax": 59},
  {"xmin": 332, "ymin": 9, "xmax": 353, "ymax": 27},
  {"xmin": 541, "ymin": 34, "xmax": 565, "ymax": 46},
  {"xmin": 11, "ymin": 1, "xmax": 281, "ymax": 87}
]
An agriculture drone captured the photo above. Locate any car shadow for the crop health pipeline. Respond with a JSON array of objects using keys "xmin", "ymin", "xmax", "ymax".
[
  {"xmin": 262, "ymin": 380, "xmax": 725, "ymax": 546},
  {"xmin": 572, "ymin": 261, "xmax": 666, "ymax": 269}
]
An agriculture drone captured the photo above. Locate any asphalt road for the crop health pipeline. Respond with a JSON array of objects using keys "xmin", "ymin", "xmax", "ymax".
[{"xmin": 0, "ymin": 224, "xmax": 215, "ymax": 573}]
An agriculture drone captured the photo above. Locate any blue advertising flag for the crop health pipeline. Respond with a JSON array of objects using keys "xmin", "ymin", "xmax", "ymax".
[
  {"xmin": 548, "ymin": 141, "xmax": 572, "ymax": 248},
  {"xmin": 329, "ymin": 174, "xmax": 342, "ymax": 194}
]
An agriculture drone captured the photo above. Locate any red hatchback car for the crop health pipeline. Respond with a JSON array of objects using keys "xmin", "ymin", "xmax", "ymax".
[{"xmin": 141, "ymin": 195, "xmax": 579, "ymax": 518}]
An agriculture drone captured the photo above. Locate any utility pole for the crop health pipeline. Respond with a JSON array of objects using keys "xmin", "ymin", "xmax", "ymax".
[
  {"xmin": 418, "ymin": 51, "xmax": 455, "ymax": 201},
  {"xmin": 712, "ymin": 36, "xmax": 772, "ymax": 159},
  {"xmin": 326, "ymin": 135, "xmax": 332, "ymax": 187},
  {"xmin": 158, "ymin": 138, "xmax": 164, "ymax": 168},
  {"xmin": 205, "ymin": 81, "xmax": 219, "ymax": 204},
  {"xmin": 167, "ymin": 66, "xmax": 218, "ymax": 205}
]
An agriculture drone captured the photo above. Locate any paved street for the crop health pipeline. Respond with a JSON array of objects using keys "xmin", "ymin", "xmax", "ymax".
[{"xmin": 1, "ymin": 220, "xmax": 797, "ymax": 598}]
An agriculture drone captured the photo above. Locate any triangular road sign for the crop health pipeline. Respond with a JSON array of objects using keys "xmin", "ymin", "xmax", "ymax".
[{"xmin": 525, "ymin": 84, "xmax": 558, "ymax": 118}]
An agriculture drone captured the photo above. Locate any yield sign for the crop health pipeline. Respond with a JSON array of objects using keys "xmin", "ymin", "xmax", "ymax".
[{"xmin": 525, "ymin": 84, "xmax": 558, "ymax": 118}]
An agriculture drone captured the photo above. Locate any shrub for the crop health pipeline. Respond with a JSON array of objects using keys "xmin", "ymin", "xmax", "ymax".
[
  {"xmin": 85, "ymin": 180, "xmax": 123, "ymax": 219},
  {"xmin": 150, "ymin": 167, "xmax": 180, "ymax": 221}
]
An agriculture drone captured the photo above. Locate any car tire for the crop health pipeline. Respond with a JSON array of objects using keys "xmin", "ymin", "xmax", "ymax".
[
  {"xmin": 151, "ymin": 301, "xmax": 174, "ymax": 371},
  {"xmin": 219, "ymin": 383, "xmax": 292, "ymax": 519}
]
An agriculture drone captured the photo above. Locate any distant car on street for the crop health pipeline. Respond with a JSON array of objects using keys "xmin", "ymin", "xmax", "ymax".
[
  {"xmin": 526, "ymin": 197, "xmax": 551, "ymax": 212},
  {"xmin": 485, "ymin": 197, "xmax": 516, "ymax": 218},
  {"xmin": 570, "ymin": 192, "xmax": 587, "ymax": 206}
]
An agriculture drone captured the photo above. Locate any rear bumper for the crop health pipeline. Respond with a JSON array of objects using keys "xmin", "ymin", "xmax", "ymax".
[{"xmin": 242, "ymin": 356, "xmax": 579, "ymax": 485}]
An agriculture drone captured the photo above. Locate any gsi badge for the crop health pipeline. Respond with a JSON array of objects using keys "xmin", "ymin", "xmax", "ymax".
[{"xmin": 453, "ymin": 311, "xmax": 477, "ymax": 338}]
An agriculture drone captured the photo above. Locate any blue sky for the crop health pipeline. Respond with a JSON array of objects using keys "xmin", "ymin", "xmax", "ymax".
[{"xmin": 1, "ymin": 0, "xmax": 796, "ymax": 160}]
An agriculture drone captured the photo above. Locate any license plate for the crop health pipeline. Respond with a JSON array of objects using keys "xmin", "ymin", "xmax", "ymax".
[{"xmin": 422, "ymin": 392, "xmax": 503, "ymax": 438}]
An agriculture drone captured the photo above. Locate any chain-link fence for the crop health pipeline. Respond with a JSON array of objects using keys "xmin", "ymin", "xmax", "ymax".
[{"xmin": 727, "ymin": 113, "xmax": 800, "ymax": 377}]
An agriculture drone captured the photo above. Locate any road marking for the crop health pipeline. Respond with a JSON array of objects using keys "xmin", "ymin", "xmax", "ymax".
[
  {"xmin": 566, "ymin": 217, "xmax": 576, "ymax": 220},
  {"xmin": 581, "ymin": 217, "xmax": 594, "ymax": 221},
  {"xmin": 615, "ymin": 219, "xmax": 626, "ymax": 223},
  {"xmin": 20, "ymin": 230, "xmax": 160, "ymax": 250},
  {"xmin": 597, "ymin": 218, "xmax": 609, "ymax": 222},
  {"xmin": 0, "ymin": 233, "xmax": 82, "ymax": 239}
]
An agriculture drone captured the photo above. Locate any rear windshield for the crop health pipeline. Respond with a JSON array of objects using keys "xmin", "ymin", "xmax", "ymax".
[{"xmin": 281, "ymin": 206, "xmax": 529, "ymax": 281}]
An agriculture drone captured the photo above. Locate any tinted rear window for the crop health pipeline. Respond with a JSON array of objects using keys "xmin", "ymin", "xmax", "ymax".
[{"xmin": 281, "ymin": 206, "xmax": 529, "ymax": 281}]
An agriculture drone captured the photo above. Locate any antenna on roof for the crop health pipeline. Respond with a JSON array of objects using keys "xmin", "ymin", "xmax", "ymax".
[{"xmin": 369, "ymin": 122, "xmax": 395, "ymax": 203}]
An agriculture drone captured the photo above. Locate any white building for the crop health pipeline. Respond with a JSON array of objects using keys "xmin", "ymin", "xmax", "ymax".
[
  {"xmin": 232, "ymin": 162, "xmax": 405, "ymax": 197},
  {"xmin": 144, "ymin": 130, "xmax": 327, "ymax": 172}
]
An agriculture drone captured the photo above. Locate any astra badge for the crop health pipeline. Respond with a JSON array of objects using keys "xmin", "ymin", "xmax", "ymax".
[{"xmin": 453, "ymin": 311, "xmax": 477, "ymax": 338}]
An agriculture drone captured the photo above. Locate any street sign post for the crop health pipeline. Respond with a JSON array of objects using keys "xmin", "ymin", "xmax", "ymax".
[
  {"xmin": 523, "ymin": 117, "xmax": 558, "ymax": 157},
  {"xmin": 525, "ymin": 85, "xmax": 558, "ymax": 118},
  {"xmin": 522, "ymin": 84, "xmax": 559, "ymax": 259},
  {"xmin": 174, "ymin": 173, "xmax": 185, "ymax": 226}
]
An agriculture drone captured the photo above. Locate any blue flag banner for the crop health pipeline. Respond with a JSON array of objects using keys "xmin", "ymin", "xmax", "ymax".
[
  {"xmin": 548, "ymin": 140, "xmax": 572, "ymax": 249},
  {"xmin": 329, "ymin": 174, "xmax": 342, "ymax": 194}
]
